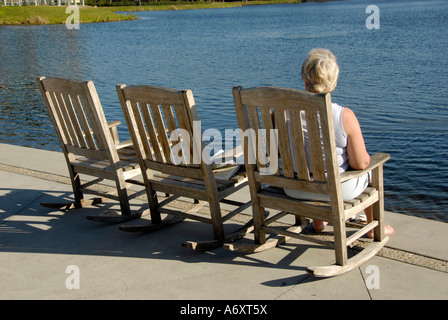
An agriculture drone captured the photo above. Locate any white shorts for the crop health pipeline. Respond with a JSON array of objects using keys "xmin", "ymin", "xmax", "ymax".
[{"xmin": 284, "ymin": 172, "xmax": 371, "ymax": 202}]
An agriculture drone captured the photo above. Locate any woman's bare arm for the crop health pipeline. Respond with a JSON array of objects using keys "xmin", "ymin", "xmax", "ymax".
[{"xmin": 342, "ymin": 107, "xmax": 370, "ymax": 170}]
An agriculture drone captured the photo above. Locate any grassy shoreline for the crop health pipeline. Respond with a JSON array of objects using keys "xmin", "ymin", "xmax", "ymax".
[
  {"xmin": 0, "ymin": 1, "xmax": 300, "ymax": 25},
  {"xmin": 0, "ymin": 5, "xmax": 137, "ymax": 25},
  {"xmin": 107, "ymin": 0, "xmax": 300, "ymax": 12}
]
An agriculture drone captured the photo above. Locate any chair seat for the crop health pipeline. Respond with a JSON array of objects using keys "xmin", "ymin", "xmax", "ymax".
[
  {"xmin": 259, "ymin": 185, "xmax": 379, "ymax": 222},
  {"xmin": 70, "ymin": 147, "xmax": 139, "ymax": 171},
  {"xmin": 128, "ymin": 171, "xmax": 247, "ymax": 202},
  {"xmin": 69, "ymin": 146, "xmax": 140, "ymax": 181}
]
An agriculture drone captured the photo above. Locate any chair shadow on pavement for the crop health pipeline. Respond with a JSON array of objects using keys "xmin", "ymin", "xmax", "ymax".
[{"xmin": 0, "ymin": 187, "xmax": 336, "ymax": 286}]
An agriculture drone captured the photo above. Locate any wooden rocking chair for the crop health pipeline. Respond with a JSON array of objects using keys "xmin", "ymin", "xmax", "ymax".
[
  {"xmin": 116, "ymin": 84, "xmax": 252, "ymax": 250},
  {"xmin": 227, "ymin": 86, "xmax": 390, "ymax": 277},
  {"xmin": 36, "ymin": 76, "xmax": 144, "ymax": 222}
]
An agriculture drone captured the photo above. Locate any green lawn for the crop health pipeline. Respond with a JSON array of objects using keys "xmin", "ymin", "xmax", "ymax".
[
  {"xmin": 107, "ymin": 1, "xmax": 299, "ymax": 12},
  {"xmin": 0, "ymin": 1, "xmax": 299, "ymax": 25},
  {"xmin": 0, "ymin": 6, "xmax": 137, "ymax": 25}
]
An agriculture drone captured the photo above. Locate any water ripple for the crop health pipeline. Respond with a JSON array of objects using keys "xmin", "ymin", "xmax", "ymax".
[{"xmin": 1, "ymin": 0, "xmax": 447, "ymax": 221}]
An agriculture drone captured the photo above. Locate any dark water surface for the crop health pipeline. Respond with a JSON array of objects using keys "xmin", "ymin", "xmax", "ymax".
[{"xmin": 1, "ymin": 0, "xmax": 447, "ymax": 221}]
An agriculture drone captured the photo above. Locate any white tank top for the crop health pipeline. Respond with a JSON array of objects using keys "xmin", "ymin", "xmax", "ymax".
[{"xmin": 286, "ymin": 103, "xmax": 349, "ymax": 174}]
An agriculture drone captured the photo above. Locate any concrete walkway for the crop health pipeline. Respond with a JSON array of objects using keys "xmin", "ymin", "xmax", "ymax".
[{"xmin": 0, "ymin": 143, "xmax": 446, "ymax": 300}]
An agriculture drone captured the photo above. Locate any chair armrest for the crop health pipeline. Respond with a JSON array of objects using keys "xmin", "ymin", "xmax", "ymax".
[
  {"xmin": 115, "ymin": 139, "xmax": 134, "ymax": 149},
  {"xmin": 210, "ymin": 145, "xmax": 244, "ymax": 165},
  {"xmin": 107, "ymin": 121, "xmax": 121, "ymax": 145},
  {"xmin": 220, "ymin": 145, "xmax": 244, "ymax": 160},
  {"xmin": 340, "ymin": 153, "xmax": 390, "ymax": 183},
  {"xmin": 108, "ymin": 120, "xmax": 121, "ymax": 128}
]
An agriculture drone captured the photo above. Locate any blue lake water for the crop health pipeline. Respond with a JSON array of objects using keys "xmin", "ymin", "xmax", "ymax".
[{"xmin": 0, "ymin": 0, "xmax": 447, "ymax": 221}]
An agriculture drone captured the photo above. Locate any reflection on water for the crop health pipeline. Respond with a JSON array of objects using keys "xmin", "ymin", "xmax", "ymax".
[
  {"xmin": 0, "ymin": 25, "xmax": 86, "ymax": 148},
  {"xmin": 0, "ymin": 0, "xmax": 447, "ymax": 222}
]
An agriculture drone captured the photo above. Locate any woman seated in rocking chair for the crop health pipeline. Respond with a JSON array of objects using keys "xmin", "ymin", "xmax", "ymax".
[{"xmin": 284, "ymin": 48, "xmax": 394, "ymax": 238}]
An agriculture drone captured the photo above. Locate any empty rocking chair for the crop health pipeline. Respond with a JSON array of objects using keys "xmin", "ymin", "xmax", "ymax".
[
  {"xmin": 37, "ymin": 76, "xmax": 144, "ymax": 222},
  {"xmin": 116, "ymin": 84, "xmax": 253, "ymax": 250}
]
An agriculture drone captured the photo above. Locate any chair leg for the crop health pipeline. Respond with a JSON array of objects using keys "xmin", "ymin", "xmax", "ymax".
[
  {"xmin": 295, "ymin": 215, "xmax": 307, "ymax": 226},
  {"xmin": 72, "ymin": 172, "xmax": 85, "ymax": 208},
  {"xmin": 209, "ymin": 200, "xmax": 225, "ymax": 241},
  {"xmin": 372, "ymin": 166, "xmax": 385, "ymax": 241},
  {"xmin": 147, "ymin": 186, "xmax": 162, "ymax": 225},
  {"xmin": 40, "ymin": 169, "xmax": 100, "ymax": 210},
  {"xmin": 117, "ymin": 187, "xmax": 132, "ymax": 216},
  {"xmin": 332, "ymin": 218, "xmax": 348, "ymax": 267},
  {"xmin": 86, "ymin": 173, "xmax": 142, "ymax": 223},
  {"xmin": 253, "ymin": 204, "xmax": 266, "ymax": 245}
]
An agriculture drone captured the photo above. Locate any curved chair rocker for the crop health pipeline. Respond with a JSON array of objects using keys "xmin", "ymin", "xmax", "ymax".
[
  {"xmin": 116, "ymin": 84, "xmax": 252, "ymax": 250},
  {"xmin": 37, "ymin": 76, "xmax": 145, "ymax": 222},
  {"xmin": 226, "ymin": 86, "xmax": 390, "ymax": 277}
]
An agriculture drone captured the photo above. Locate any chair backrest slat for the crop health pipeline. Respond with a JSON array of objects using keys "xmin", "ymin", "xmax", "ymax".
[
  {"xmin": 56, "ymin": 92, "xmax": 79, "ymax": 146},
  {"xmin": 288, "ymin": 109, "xmax": 310, "ymax": 180},
  {"xmin": 259, "ymin": 106, "xmax": 279, "ymax": 175},
  {"xmin": 148, "ymin": 102, "xmax": 169, "ymax": 163},
  {"xmin": 129, "ymin": 100, "xmax": 154, "ymax": 161},
  {"xmin": 304, "ymin": 109, "xmax": 326, "ymax": 182},
  {"xmin": 71, "ymin": 93, "xmax": 96, "ymax": 149},
  {"xmin": 62, "ymin": 92, "xmax": 89, "ymax": 149},
  {"xmin": 273, "ymin": 107, "xmax": 294, "ymax": 178},
  {"xmin": 170, "ymin": 103, "xmax": 191, "ymax": 164},
  {"xmin": 246, "ymin": 104, "xmax": 267, "ymax": 172},
  {"xmin": 141, "ymin": 101, "xmax": 164, "ymax": 162},
  {"xmin": 49, "ymin": 91, "xmax": 72, "ymax": 146}
]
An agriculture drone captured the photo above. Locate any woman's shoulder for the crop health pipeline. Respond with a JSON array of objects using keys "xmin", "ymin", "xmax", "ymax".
[
  {"xmin": 341, "ymin": 106, "xmax": 356, "ymax": 119},
  {"xmin": 341, "ymin": 106, "xmax": 360, "ymax": 135}
]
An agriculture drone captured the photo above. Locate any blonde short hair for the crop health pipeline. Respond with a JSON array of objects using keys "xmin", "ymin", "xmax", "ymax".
[{"xmin": 301, "ymin": 49, "xmax": 339, "ymax": 94}]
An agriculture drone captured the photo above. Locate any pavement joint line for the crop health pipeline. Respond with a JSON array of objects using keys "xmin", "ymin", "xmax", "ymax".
[
  {"xmin": 0, "ymin": 163, "xmax": 72, "ymax": 185},
  {"xmin": 2, "ymin": 161, "xmax": 447, "ymax": 274},
  {"xmin": 352, "ymin": 242, "xmax": 448, "ymax": 274}
]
